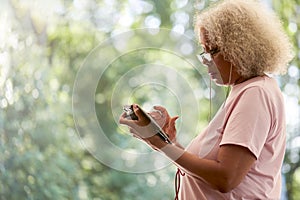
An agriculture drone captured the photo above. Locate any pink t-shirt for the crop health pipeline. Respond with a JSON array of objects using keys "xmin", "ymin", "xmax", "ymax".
[{"xmin": 179, "ymin": 76, "xmax": 286, "ymax": 200}]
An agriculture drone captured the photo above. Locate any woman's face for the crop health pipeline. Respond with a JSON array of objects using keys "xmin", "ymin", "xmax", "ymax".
[{"xmin": 199, "ymin": 29, "xmax": 238, "ymax": 86}]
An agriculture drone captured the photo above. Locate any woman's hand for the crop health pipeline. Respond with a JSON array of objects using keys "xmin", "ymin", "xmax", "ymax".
[
  {"xmin": 119, "ymin": 104, "xmax": 152, "ymax": 136},
  {"xmin": 119, "ymin": 104, "xmax": 179, "ymax": 149},
  {"xmin": 149, "ymin": 106, "xmax": 179, "ymax": 143},
  {"xmin": 119, "ymin": 104, "xmax": 165, "ymax": 149}
]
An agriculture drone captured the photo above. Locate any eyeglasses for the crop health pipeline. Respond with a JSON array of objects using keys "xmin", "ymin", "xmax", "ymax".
[{"xmin": 197, "ymin": 48, "xmax": 220, "ymax": 64}]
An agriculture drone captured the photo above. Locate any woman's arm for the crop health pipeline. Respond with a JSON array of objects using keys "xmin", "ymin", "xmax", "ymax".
[
  {"xmin": 120, "ymin": 104, "xmax": 256, "ymax": 193},
  {"xmin": 151, "ymin": 136, "xmax": 256, "ymax": 193}
]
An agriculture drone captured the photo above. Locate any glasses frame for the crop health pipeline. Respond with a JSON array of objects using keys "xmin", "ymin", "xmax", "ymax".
[{"xmin": 197, "ymin": 48, "xmax": 220, "ymax": 64}]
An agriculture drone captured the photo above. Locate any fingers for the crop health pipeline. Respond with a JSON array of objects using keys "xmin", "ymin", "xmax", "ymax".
[
  {"xmin": 119, "ymin": 112, "xmax": 133, "ymax": 126},
  {"xmin": 153, "ymin": 105, "xmax": 168, "ymax": 116},
  {"xmin": 149, "ymin": 110, "xmax": 162, "ymax": 119},
  {"xmin": 119, "ymin": 104, "xmax": 148, "ymax": 127},
  {"xmin": 132, "ymin": 104, "xmax": 150, "ymax": 126},
  {"xmin": 153, "ymin": 105, "xmax": 165, "ymax": 111},
  {"xmin": 120, "ymin": 104, "xmax": 179, "ymax": 137}
]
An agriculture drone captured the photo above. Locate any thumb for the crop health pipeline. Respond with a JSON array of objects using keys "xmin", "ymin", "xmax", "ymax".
[
  {"xmin": 170, "ymin": 116, "xmax": 179, "ymax": 126},
  {"xmin": 168, "ymin": 116, "xmax": 179, "ymax": 132}
]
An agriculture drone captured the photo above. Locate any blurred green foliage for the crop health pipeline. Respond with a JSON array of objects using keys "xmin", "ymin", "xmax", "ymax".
[{"xmin": 0, "ymin": 0, "xmax": 299, "ymax": 199}]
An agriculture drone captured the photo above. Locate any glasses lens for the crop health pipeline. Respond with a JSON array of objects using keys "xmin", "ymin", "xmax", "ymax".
[
  {"xmin": 203, "ymin": 53, "xmax": 212, "ymax": 61},
  {"xmin": 197, "ymin": 53, "xmax": 212, "ymax": 65},
  {"xmin": 197, "ymin": 54, "xmax": 204, "ymax": 63}
]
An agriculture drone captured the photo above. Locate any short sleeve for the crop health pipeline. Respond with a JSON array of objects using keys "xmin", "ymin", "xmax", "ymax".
[{"xmin": 220, "ymin": 87, "xmax": 271, "ymax": 159}]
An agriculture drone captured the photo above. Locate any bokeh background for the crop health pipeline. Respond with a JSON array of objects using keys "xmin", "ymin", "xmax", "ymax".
[{"xmin": 0, "ymin": 0, "xmax": 299, "ymax": 199}]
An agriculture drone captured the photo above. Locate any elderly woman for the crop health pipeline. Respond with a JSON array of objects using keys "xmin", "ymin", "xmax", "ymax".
[{"xmin": 119, "ymin": 0, "xmax": 294, "ymax": 199}]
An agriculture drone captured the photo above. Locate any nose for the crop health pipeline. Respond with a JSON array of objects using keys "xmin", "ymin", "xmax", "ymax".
[{"xmin": 202, "ymin": 59, "xmax": 211, "ymax": 66}]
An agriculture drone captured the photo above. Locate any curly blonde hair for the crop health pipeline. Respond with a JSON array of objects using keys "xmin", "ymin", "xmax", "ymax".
[{"xmin": 194, "ymin": 0, "xmax": 294, "ymax": 78}]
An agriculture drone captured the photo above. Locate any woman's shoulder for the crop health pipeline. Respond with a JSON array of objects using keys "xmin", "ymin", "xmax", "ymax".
[
  {"xmin": 233, "ymin": 75, "xmax": 278, "ymax": 92},
  {"xmin": 229, "ymin": 75, "xmax": 281, "ymax": 101}
]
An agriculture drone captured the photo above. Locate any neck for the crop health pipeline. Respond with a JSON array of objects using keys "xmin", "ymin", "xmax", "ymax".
[{"xmin": 233, "ymin": 77, "xmax": 247, "ymax": 85}]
